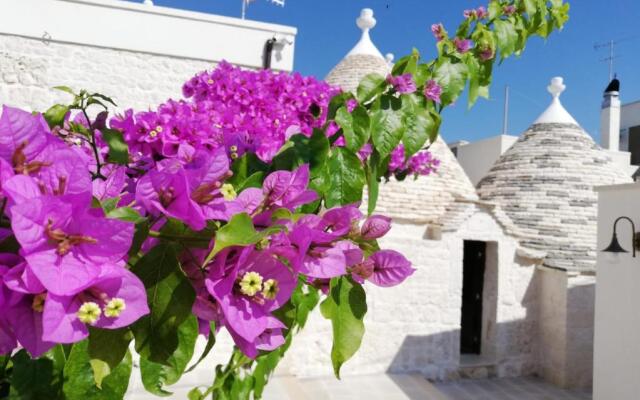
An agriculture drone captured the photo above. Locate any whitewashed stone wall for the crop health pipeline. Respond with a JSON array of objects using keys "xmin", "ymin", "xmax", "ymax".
[
  {"xmin": 0, "ymin": 34, "xmax": 213, "ymax": 114},
  {"xmin": 280, "ymin": 206, "xmax": 541, "ymax": 381}
]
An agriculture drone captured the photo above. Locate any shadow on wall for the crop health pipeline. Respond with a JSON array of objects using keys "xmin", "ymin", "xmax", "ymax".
[{"xmin": 384, "ymin": 266, "xmax": 595, "ymax": 391}]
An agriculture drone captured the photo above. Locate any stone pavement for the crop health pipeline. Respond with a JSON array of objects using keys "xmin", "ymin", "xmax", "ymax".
[
  {"xmin": 128, "ymin": 374, "xmax": 592, "ymax": 399},
  {"xmin": 261, "ymin": 375, "xmax": 592, "ymax": 400},
  {"xmin": 433, "ymin": 377, "xmax": 592, "ymax": 400}
]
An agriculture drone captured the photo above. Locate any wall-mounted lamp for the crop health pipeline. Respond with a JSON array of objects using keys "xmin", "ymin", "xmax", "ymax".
[{"xmin": 602, "ymin": 216, "xmax": 640, "ymax": 258}]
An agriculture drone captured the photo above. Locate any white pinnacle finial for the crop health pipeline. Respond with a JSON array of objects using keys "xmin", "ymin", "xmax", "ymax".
[
  {"xmin": 346, "ymin": 8, "xmax": 384, "ymax": 59},
  {"xmin": 357, "ymin": 9, "xmax": 376, "ymax": 31},
  {"xmin": 534, "ymin": 76, "xmax": 578, "ymax": 125},
  {"xmin": 547, "ymin": 77, "xmax": 566, "ymax": 98},
  {"xmin": 385, "ymin": 53, "xmax": 395, "ymax": 66},
  {"xmin": 143, "ymin": 0, "xmax": 154, "ymax": 5}
]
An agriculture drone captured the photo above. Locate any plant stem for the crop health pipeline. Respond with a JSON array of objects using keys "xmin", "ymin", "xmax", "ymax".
[{"xmin": 82, "ymin": 108, "xmax": 106, "ymax": 180}]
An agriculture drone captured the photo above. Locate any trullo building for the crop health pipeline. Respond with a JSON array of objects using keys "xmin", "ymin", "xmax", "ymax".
[{"xmin": 282, "ymin": 8, "xmax": 632, "ymax": 391}]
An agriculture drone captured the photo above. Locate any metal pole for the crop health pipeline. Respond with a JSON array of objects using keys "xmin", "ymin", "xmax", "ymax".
[
  {"xmin": 241, "ymin": 0, "xmax": 247, "ymax": 19},
  {"xmin": 609, "ymin": 39, "xmax": 614, "ymax": 81},
  {"xmin": 502, "ymin": 85, "xmax": 509, "ymax": 135}
]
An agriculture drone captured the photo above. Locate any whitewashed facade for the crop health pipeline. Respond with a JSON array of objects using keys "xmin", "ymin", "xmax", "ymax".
[{"xmin": 0, "ymin": 0, "xmax": 296, "ymax": 113}]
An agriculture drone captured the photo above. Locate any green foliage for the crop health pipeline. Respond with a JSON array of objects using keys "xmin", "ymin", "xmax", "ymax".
[
  {"xmin": 369, "ymin": 95, "xmax": 404, "ymax": 158},
  {"xmin": 204, "ymin": 213, "xmax": 284, "ymax": 264},
  {"xmin": 88, "ymin": 327, "xmax": 133, "ymax": 388},
  {"xmin": 131, "ymin": 244, "xmax": 196, "ymax": 365},
  {"xmin": 140, "ymin": 316, "xmax": 199, "ymax": 396},
  {"xmin": 63, "ymin": 341, "xmax": 132, "ymax": 400},
  {"xmin": 8, "ymin": 349, "xmax": 65, "ymax": 399},
  {"xmin": 325, "ymin": 147, "xmax": 366, "ymax": 208},
  {"xmin": 335, "ymin": 106, "xmax": 370, "ymax": 152},
  {"xmin": 356, "ymin": 73, "xmax": 387, "ymax": 104},
  {"xmin": 320, "ymin": 277, "xmax": 367, "ymax": 379},
  {"xmin": 43, "ymin": 104, "xmax": 69, "ymax": 129},
  {"xmin": 101, "ymin": 128, "xmax": 130, "ymax": 165}
]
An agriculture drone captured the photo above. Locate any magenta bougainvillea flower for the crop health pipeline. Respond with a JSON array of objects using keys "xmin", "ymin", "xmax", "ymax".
[
  {"xmin": 361, "ymin": 215, "xmax": 392, "ymax": 239},
  {"xmin": 503, "ymin": 4, "xmax": 516, "ymax": 15},
  {"xmin": 9, "ymin": 196, "xmax": 133, "ymax": 295},
  {"xmin": 42, "ymin": 263, "xmax": 149, "ymax": 343},
  {"xmin": 387, "ymin": 74, "xmax": 417, "ymax": 94},
  {"xmin": 367, "ymin": 250, "xmax": 415, "ymax": 287},
  {"xmin": 431, "ymin": 23, "xmax": 446, "ymax": 42},
  {"xmin": 453, "ymin": 38, "xmax": 473, "ymax": 54},
  {"xmin": 111, "ymin": 62, "xmax": 340, "ymax": 164},
  {"xmin": 424, "ymin": 79, "xmax": 443, "ymax": 103},
  {"xmin": 205, "ymin": 248, "xmax": 295, "ymax": 345},
  {"xmin": 388, "ymin": 144, "xmax": 439, "ymax": 177}
]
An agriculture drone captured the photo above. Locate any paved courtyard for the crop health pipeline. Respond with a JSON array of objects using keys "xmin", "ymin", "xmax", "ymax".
[
  {"xmin": 129, "ymin": 373, "xmax": 592, "ymax": 399},
  {"xmin": 261, "ymin": 374, "xmax": 592, "ymax": 400}
]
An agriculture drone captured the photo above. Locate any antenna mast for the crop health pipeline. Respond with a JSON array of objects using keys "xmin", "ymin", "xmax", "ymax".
[
  {"xmin": 594, "ymin": 40, "xmax": 617, "ymax": 81},
  {"xmin": 502, "ymin": 85, "xmax": 509, "ymax": 135}
]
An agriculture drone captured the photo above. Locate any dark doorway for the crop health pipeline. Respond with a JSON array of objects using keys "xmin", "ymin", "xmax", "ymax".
[
  {"xmin": 460, "ymin": 240, "xmax": 487, "ymax": 354},
  {"xmin": 629, "ymin": 125, "xmax": 640, "ymax": 165}
]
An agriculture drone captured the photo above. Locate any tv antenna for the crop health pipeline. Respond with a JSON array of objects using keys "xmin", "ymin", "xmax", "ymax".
[{"xmin": 594, "ymin": 35, "xmax": 638, "ymax": 81}]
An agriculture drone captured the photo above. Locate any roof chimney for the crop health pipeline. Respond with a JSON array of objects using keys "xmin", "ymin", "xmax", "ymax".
[{"xmin": 600, "ymin": 76, "xmax": 621, "ymax": 151}]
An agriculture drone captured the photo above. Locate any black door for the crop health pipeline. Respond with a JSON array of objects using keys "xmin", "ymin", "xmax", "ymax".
[
  {"xmin": 460, "ymin": 240, "xmax": 487, "ymax": 354},
  {"xmin": 629, "ymin": 125, "xmax": 640, "ymax": 165}
]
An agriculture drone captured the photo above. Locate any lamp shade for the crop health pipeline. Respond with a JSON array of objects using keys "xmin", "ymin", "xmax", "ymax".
[{"xmin": 602, "ymin": 232, "xmax": 628, "ymax": 254}]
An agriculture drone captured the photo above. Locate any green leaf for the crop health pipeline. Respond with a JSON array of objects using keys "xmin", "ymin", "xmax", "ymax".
[
  {"xmin": 401, "ymin": 95, "xmax": 435, "ymax": 157},
  {"xmin": 370, "ymin": 95, "xmax": 404, "ymax": 158},
  {"xmin": 488, "ymin": 1, "xmax": 502, "ymax": 19},
  {"xmin": 434, "ymin": 58, "xmax": 469, "ymax": 106},
  {"xmin": 107, "ymin": 206, "xmax": 143, "ymax": 223},
  {"xmin": 43, "ymin": 104, "xmax": 69, "ymax": 129},
  {"xmin": 229, "ymin": 153, "xmax": 268, "ymax": 188},
  {"xmin": 9, "ymin": 349, "xmax": 65, "ymax": 399},
  {"xmin": 320, "ymin": 277, "xmax": 368, "ymax": 379},
  {"xmin": 53, "ymin": 85, "xmax": 76, "ymax": 96},
  {"xmin": 271, "ymin": 130, "xmax": 329, "ymax": 178},
  {"xmin": 413, "ymin": 63, "xmax": 433, "ymax": 87},
  {"xmin": 207, "ymin": 213, "xmax": 261, "ymax": 260},
  {"xmin": 366, "ymin": 150, "xmax": 381, "ymax": 215},
  {"xmin": 90, "ymin": 93, "xmax": 118, "ymax": 107},
  {"xmin": 494, "ymin": 19, "xmax": 518, "ymax": 58},
  {"xmin": 140, "ymin": 315, "xmax": 199, "ymax": 396},
  {"xmin": 291, "ymin": 284, "xmax": 320, "ymax": 328},
  {"xmin": 391, "ymin": 49, "xmax": 419, "ymax": 76},
  {"xmin": 185, "ymin": 322, "xmax": 216, "ymax": 373},
  {"xmin": 356, "ymin": 73, "xmax": 387, "ymax": 104},
  {"xmin": 131, "ymin": 244, "xmax": 196, "ymax": 365},
  {"xmin": 88, "ymin": 327, "xmax": 133, "ymax": 388},
  {"xmin": 325, "ymin": 147, "xmax": 366, "ymax": 208},
  {"xmin": 63, "ymin": 341, "xmax": 132, "ymax": 400},
  {"xmin": 522, "ymin": 0, "xmax": 537, "ymax": 15},
  {"xmin": 335, "ymin": 107, "xmax": 369, "ymax": 152},
  {"xmin": 101, "ymin": 128, "xmax": 129, "ymax": 165},
  {"xmin": 236, "ymin": 171, "xmax": 264, "ymax": 191},
  {"xmin": 100, "ymin": 197, "xmax": 119, "ymax": 214}
]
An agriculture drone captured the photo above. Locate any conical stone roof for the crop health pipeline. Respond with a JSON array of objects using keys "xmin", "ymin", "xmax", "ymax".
[
  {"xmin": 372, "ymin": 137, "xmax": 479, "ymax": 223},
  {"xmin": 477, "ymin": 78, "xmax": 632, "ymax": 272},
  {"xmin": 325, "ymin": 8, "xmax": 391, "ymax": 93}
]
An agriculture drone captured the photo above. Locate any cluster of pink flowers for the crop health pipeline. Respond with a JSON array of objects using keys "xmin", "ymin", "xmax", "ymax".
[
  {"xmin": 0, "ymin": 75, "xmax": 416, "ymax": 358},
  {"xmin": 388, "ymin": 144, "xmax": 440, "ymax": 177},
  {"xmin": 111, "ymin": 61, "xmax": 341, "ymax": 164},
  {"xmin": 463, "ymin": 6, "xmax": 488, "ymax": 19},
  {"xmin": 0, "ymin": 106, "xmax": 147, "ymax": 356}
]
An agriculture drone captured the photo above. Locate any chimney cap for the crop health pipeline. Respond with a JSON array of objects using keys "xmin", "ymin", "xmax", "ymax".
[{"xmin": 604, "ymin": 77, "xmax": 620, "ymax": 93}]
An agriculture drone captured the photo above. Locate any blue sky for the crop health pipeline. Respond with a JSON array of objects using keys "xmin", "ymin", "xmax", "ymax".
[{"xmin": 132, "ymin": 0, "xmax": 640, "ymax": 144}]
